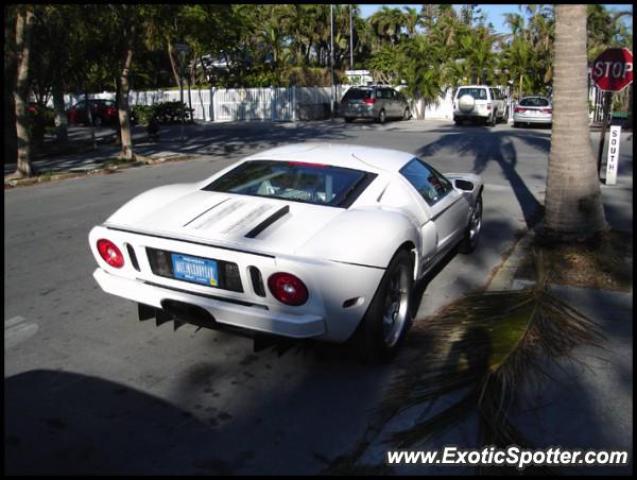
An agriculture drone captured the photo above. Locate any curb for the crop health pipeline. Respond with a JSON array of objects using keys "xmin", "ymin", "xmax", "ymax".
[{"xmin": 486, "ymin": 232, "xmax": 534, "ymax": 291}]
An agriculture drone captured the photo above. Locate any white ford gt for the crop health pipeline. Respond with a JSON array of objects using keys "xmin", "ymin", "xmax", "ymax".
[{"xmin": 89, "ymin": 143, "xmax": 483, "ymax": 360}]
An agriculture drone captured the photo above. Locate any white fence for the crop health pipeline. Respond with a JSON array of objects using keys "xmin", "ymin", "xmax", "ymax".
[
  {"xmin": 54, "ymin": 85, "xmax": 357, "ymax": 123},
  {"xmin": 53, "ymin": 84, "xmax": 468, "ymax": 122}
]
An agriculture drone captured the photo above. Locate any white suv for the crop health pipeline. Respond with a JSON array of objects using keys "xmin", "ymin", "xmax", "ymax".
[{"xmin": 453, "ymin": 86, "xmax": 507, "ymax": 126}]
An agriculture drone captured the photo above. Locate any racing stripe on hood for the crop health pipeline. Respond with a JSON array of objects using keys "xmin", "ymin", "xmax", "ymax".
[
  {"xmin": 182, "ymin": 197, "xmax": 230, "ymax": 227},
  {"xmin": 189, "ymin": 198, "xmax": 248, "ymax": 230}
]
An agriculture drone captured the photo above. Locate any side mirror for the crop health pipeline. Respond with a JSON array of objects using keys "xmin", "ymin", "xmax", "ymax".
[{"xmin": 453, "ymin": 179, "xmax": 474, "ymax": 191}]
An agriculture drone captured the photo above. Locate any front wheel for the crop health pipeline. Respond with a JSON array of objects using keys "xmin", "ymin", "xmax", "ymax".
[
  {"xmin": 403, "ymin": 108, "xmax": 411, "ymax": 121},
  {"xmin": 352, "ymin": 249, "xmax": 414, "ymax": 363},
  {"xmin": 459, "ymin": 194, "xmax": 482, "ymax": 254}
]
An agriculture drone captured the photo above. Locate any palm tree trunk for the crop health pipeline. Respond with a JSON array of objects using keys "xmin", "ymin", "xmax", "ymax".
[
  {"xmin": 543, "ymin": 4, "xmax": 607, "ymax": 240},
  {"xmin": 118, "ymin": 44, "xmax": 135, "ymax": 160},
  {"xmin": 12, "ymin": 6, "xmax": 34, "ymax": 178},
  {"xmin": 167, "ymin": 39, "xmax": 181, "ymax": 88}
]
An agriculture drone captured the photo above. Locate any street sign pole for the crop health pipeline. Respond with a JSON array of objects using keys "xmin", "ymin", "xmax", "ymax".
[
  {"xmin": 596, "ymin": 90, "xmax": 613, "ymax": 177},
  {"xmin": 590, "ymin": 47, "xmax": 633, "ymax": 182}
]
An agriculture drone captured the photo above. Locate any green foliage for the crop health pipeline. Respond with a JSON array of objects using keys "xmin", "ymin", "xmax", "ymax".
[
  {"xmin": 27, "ymin": 104, "xmax": 55, "ymax": 145},
  {"xmin": 14, "ymin": 4, "xmax": 634, "ymax": 105},
  {"xmin": 132, "ymin": 101, "xmax": 193, "ymax": 125}
]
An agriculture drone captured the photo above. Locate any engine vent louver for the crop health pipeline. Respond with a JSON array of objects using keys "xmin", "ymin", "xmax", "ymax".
[
  {"xmin": 244, "ymin": 205, "xmax": 290, "ymax": 239},
  {"xmin": 249, "ymin": 266, "xmax": 266, "ymax": 297}
]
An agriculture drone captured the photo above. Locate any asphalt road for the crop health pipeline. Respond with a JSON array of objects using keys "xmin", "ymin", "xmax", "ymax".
[{"xmin": 4, "ymin": 119, "xmax": 633, "ymax": 474}]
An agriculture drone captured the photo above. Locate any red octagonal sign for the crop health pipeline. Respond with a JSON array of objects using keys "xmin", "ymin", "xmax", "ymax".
[{"xmin": 591, "ymin": 48, "xmax": 633, "ymax": 92}]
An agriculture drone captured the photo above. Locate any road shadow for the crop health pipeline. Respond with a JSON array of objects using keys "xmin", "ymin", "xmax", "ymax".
[
  {"xmin": 6, "ymin": 120, "xmax": 402, "ymax": 176},
  {"xmin": 4, "ymin": 369, "xmax": 237, "ymax": 474},
  {"xmin": 416, "ymin": 125, "xmax": 546, "ymax": 229}
]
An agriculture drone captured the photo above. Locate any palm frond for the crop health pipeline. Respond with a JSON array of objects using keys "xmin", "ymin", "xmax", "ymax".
[{"xmin": 329, "ymin": 250, "xmax": 606, "ymax": 472}]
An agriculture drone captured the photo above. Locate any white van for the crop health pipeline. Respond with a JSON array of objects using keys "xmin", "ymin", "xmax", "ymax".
[{"xmin": 453, "ymin": 86, "xmax": 507, "ymax": 126}]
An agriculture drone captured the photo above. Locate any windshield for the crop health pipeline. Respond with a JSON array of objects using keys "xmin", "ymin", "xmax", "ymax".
[
  {"xmin": 519, "ymin": 97, "xmax": 550, "ymax": 107},
  {"xmin": 457, "ymin": 88, "xmax": 487, "ymax": 100},
  {"xmin": 203, "ymin": 160, "xmax": 376, "ymax": 208}
]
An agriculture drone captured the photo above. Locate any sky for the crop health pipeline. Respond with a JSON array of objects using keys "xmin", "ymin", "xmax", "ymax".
[{"xmin": 358, "ymin": 4, "xmax": 634, "ymax": 34}]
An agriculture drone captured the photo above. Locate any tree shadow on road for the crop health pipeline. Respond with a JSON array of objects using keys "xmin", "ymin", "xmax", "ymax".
[{"xmin": 416, "ymin": 125, "xmax": 546, "ymax": 230}]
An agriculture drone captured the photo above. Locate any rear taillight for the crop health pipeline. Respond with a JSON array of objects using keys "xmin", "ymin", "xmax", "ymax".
[
  {"xmin": 486, "ymin": 103, "xmax": 492, "ymax": 110},
  {"xmin": 268, "ymin": 272, "xmax": 308, "ymax": 306},
  {"xmin": 541, "ymin": 108, "xmax": 552, "ymax": 114},
  {"xmin": 97, "ymin": 239, "xmax": 125, "ymax": 268},
  {"xmin": 363, "ymin": 97, "xmax": 376, "ymax": 105},
  {"xmin": 514, "ymin": 107, "xmax": 524, "ymax": 113}
]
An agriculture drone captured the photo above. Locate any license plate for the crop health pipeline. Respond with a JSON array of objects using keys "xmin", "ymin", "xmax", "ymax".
[{"xmin": 171, "ymin": 253, "xmax": 219, "ymax": 287}]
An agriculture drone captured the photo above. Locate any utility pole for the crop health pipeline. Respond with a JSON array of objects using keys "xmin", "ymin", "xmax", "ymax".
[
  {"xmin": 330, "ymin": 4, "xmax": 335, "ymax": 118},
  {"xmin": 349, "ymin": 5, "xmax": 354, "ymax": 70}
]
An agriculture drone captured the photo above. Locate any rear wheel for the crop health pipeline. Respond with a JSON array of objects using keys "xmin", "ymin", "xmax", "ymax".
[
  {"xmin": 403, "ymin": 107, "xmax": 411, "ymax": 120},
  {"xmin": 352, "ymin": 249, "xmax": 414, "ymax": 363},
  {"xmin": 459, "ymin": 194, "xmax": 482, "ymax": 254},
  {"xmin": 345, "ymin": 117, "xmax": 353, "ymax": 123},
  {"xmin": 377, "ymin": 109, "xmax": 386, "ymax": 124}
]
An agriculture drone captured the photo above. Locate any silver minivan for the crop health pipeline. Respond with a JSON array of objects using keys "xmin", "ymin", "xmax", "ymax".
[{"xmin": 341, "ymin": 86, "xmax": 411, "ymax": 124}]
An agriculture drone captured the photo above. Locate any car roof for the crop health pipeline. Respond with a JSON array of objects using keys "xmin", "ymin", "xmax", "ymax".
[{"xmin": 243, "ymin": 143, "xmax": 415, "ymax": 173}]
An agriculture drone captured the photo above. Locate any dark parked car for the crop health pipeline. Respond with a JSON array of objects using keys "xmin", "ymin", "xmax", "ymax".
[
  {"xmin": 67, "ymin": 99, "xmax": 118, "ymax": 127},
  {"xmin": 341, "ymin": 86, "xmax": 411, "ymax": 124}
]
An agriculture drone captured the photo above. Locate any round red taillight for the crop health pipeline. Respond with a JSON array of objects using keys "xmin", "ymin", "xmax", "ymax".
[
  {"xmin": 97, "ymin": 239, "xmax": 125, "ymax": 268},
  {"xmin": 267, "ymin": 272, "xmax": 308, "ymax": 306}
]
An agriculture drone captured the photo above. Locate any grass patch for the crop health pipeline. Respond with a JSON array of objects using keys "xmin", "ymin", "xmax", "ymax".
[{"xmin": 517, "ymin": 229, "xmax": 633, "ymax": 291}]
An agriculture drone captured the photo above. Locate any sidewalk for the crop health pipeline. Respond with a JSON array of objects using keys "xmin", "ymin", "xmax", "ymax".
[{"xmin": 4, "ymin": 125, "xmax": 199, "ymax": 177}]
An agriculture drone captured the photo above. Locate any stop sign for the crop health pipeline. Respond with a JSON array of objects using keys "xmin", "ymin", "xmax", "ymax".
[{"xmin": 591, "ymin": 48, "xmax": 633, "ymax": 92}]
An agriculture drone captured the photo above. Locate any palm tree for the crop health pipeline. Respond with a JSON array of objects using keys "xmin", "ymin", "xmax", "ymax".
[
  {"xmin": 543, "ymin": 4, "xmax": 607, "ymax": 240},
  {"xmin": 369, "ymin": 7, "xmax": 404, "ymax": 47},
  {"xmin": 401, "ymin": 7, "xmax": 421, "ymax": 39}
]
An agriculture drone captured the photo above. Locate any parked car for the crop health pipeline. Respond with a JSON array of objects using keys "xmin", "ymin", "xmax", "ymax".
[
  {"xmin": 341, "ymin": 86, "xmax": 411, "ymax": 124},
  {"xmin": 453, "ymin": 85, "xmax": 507, "ymax": 126},
  {"xmin": 513, "ymin": 96, "xmax": 552, "ymax": 127},
  {"xmin": 89, "ymin": 143, "xmax": 483, "ymax": 361},
  {"xmin": 67, "ymin": 99, "xmax": 118, "ymax": 127}
]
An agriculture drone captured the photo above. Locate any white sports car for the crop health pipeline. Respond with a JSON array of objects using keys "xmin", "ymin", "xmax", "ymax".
[{"xmin": 89, "ymin": 143, "xmax": 483, "ymax": 360}]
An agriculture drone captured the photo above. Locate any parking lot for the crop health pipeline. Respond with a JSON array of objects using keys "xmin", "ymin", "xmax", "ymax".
[{"xmin": 5, "ymin": 119, "xmax": 633, "ymax": 474}]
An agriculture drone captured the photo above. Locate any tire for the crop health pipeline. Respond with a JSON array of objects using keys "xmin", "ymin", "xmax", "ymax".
[
  {"xmin": 345, "ymin": 117, "xmax": 353, "ymax": 123},
  {"xmin": 488, "ymin": 113, "xmax": 496, "ymax": 127},
  {"xmin": 352, "ymin": 249, "xmax": 414, "ymax": 363},
  {"xmin": 459, "ymin": 194, "xmax": 482, "ymax": 254},
  {"xmin": 403, "ymin": 108, "xmax": 411, "ymax": 121},
  {"xmin": 377, "ymin": 109, "xmax": 386, "ymax": 124},
  {"xmin": 513, "ymin": 121, "xmax": 519, "ymax": 128}
]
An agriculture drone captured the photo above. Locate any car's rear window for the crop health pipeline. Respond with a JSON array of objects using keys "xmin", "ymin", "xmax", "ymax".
[
  {"xmin": 203, "ymin": 160, "xmax": 377, "ymax": 208},
  {"xmin": 457, "ymin": 88, "xmax": 487, "ymax": 100},
  {"xmin": 342, "ymin": 88, "xmax": 373, "ymax": 101},
  {"xmin": 519, "ymin": 97, "xmax": 550, "ymax": 107}
]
